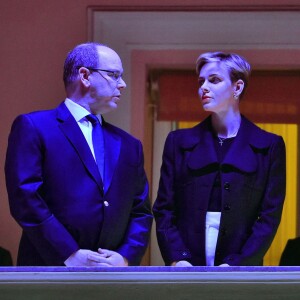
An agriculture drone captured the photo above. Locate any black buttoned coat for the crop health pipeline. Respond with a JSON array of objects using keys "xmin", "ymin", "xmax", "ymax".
[{"xmin": 153, "ymin": 115, "xmax": 286, "ymax": 266}]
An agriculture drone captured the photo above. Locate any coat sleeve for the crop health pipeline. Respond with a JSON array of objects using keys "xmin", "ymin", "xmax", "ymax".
[
  {"xmin": 115, "ymin": 140, "xmax": 153, "ymax": 265},
  {"xmin": 5, "ymin": 114, "xmax": 79, "ymax": 265},
  {"xmin": 153, "ymin": 132, "xmax": 192, "ymax": 265},
  {"xmin": 223, "ymin": 136, "xmax": 286, "ymax": 266}
]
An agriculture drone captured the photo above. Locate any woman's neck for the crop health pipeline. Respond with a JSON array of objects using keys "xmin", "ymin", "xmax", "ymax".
[{"xmin": 211, "ymin": 110, "xmax": 241, "ymax": 138}]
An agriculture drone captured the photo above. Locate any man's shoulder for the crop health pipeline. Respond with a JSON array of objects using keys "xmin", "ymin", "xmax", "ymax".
[
  {"xmin": 13, "ymin": 103, "xmax": 65, "ymax": 124},
  {"xmin": 11, "ymin": 110, "xmax": 55, "ymax": 131},
  {"xmin": 26, "ymin": 108, "xmax": 56, "ymax": 119}
]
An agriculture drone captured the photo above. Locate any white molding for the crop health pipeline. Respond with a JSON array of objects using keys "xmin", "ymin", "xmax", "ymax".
[
  {"xmin": 1, "ymin": 268, "xmax": 300, "ymax": 299},
  {"xmin": 91, "ymin": 11, "xmax": 300, "ymax": 131}
]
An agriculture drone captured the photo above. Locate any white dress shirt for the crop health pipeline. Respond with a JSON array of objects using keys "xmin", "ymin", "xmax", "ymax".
[{"xmin": 64, "ymin": 98, "xmax": 102, "ymax": 161}]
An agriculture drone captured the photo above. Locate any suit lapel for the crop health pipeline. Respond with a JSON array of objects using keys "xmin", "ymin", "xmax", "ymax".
[
  {"xmin": 56, "ymin": 102, "xmax": 104, "ymax": 190},
  {"xmin": 102, "ymin": 121, "xmax": 121, "ymax": 194}
]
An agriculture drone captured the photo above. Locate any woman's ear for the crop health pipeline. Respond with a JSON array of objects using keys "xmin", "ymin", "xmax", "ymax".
[
  {"xmin": 78, "ymin": 67, "xmax": 91, "ymax": 88},
  {"xmin": 234, "ymin": 79, "xmax": 245, "ymax": 99}
]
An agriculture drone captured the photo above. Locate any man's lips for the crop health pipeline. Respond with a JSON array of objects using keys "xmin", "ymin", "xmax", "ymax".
[{"xmin": 112, "ymin": 95, "xmax": 121, "ymax": 102}]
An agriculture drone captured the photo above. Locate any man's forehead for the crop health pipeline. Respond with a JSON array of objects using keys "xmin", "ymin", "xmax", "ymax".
[{"xmin": 97, "ymin": 46, "xmax": 119, "ymax": 59}]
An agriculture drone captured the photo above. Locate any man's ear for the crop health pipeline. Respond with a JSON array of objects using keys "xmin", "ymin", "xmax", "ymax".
[
  {"xmin": 78, "ymin": 67, "xmax": 91, "ymax": 88},
  {"xmin": 234, "ymin": 79, "xmax": 245, "ymax": 98}
]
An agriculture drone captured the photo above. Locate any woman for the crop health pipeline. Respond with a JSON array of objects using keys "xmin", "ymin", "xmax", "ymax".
[{"xmin": 153, "ymin": 52, "xmax": 286, "ymax": 266}]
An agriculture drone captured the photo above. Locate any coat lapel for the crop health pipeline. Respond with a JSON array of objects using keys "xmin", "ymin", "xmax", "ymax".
[
  {"xmin": 222, "ymin": 116, "xmax": 272, "ymax": 173},
  {"xmin": 186, "ymin": 115, "xmax": 271, "ymax": 174},
  {"xmin": 185, "ymin": 117, "xmax": 219, "ymax": 171},
  {"xmin": 102, "ymin": 120, "xmax": 121, "ymax": 194},
  {"xmin": 222, "ymin": 117, "xmax": 257, "ymax": 173},
  {"xmin": 56, "ymin": 102, "xmax": 104, "ymax": 190}
]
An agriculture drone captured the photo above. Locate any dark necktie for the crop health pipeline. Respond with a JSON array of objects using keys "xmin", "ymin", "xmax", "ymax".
[{"xmin": 86, "ymin": 114, "xmax": 105, "ymax": 181}]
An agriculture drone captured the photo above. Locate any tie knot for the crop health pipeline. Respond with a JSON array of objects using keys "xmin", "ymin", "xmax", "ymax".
[{"xmin": 86, "ymin": 114, "xmax": 99, "ymax": 126}]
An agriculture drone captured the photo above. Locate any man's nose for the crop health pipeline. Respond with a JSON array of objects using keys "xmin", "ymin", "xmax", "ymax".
[{"xmin": 118, "ymin": 77, "xmax": 126, "ymax": 89}]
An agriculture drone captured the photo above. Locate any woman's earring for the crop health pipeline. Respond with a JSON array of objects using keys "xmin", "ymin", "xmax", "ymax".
[{"xmin": 234, "ymin": 93, "xmax": 239, "ymax": 100}]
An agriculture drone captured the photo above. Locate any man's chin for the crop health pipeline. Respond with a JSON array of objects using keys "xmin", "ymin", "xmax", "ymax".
[
  {"xmin": 112, "ymin": 96, "xmax": 120, "ymax": 103},
  {"xmin": 102, "ymin": 104, "xmax": 118, "ymax": 114}
]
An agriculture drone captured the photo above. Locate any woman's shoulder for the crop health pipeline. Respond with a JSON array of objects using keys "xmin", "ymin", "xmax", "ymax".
[
  {"xmin": 242, "ymin": 115, "xmax": 284, "ymax": 147},
  {"xmin": 169, "ymin": 116, "xmax": 211, "ymax": 136},
  {"xmin": 166, "ymin": 117, "xmax": 211, "ymax": 149}
]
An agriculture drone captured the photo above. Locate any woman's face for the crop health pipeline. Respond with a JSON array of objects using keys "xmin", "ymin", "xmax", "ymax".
[{"xmin": 198, "ymin": 62, "xmax": 237, "ymax": 114}]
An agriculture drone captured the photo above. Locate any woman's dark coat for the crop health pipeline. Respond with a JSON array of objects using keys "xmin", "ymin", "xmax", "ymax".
[{"xmin": 153, "ymin": 116, "xmax": 286, "ymax": 266}]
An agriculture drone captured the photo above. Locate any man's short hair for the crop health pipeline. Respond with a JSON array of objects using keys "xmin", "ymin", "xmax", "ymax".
[{"xmin": 63, "ymin": 42, "xmax": 103, "ymax": 88}]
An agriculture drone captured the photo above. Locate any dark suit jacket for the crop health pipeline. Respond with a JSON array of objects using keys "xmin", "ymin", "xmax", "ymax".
[
  {"xmin": 279, "ymin": 237, "xmax": 300, "ymax": 266},
  {"xmin": 5, "ymin": 102, "xmax": 153, "ymax": 266},
  {"xmin": 153, "ymin": 115, "xmax": 286, "ymax": 266}
]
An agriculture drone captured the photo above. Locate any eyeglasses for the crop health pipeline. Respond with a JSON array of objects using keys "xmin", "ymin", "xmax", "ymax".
[{"xmin": 78, "ymin": 66, "xmax": 123, "ymax": 82}]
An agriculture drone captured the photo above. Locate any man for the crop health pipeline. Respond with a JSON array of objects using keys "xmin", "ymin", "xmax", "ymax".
[{"xmin": 5, "ymin": 42, "xmax": 153, "ymax": 266}]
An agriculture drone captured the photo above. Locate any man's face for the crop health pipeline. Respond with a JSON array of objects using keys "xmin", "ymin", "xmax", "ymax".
[{"xmin": 88, "ymin": 47, "xmax": 126, "ymax": 114}]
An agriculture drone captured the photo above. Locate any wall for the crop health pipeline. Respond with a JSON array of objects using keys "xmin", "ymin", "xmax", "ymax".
[{"xmin": 0, "ymin": 0, "xmax": 299, "ymax": 264}]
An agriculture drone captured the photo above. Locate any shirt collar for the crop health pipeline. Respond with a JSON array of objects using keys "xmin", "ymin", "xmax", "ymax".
[{"xmin": 64, "ymin": 98, "xmax": 102, "ymax": 124}]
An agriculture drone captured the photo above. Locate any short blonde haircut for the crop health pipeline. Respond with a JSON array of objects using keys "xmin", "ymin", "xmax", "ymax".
[{"xmin": 196, "ymin": 52, "xmax": 251, "ymax": 99}]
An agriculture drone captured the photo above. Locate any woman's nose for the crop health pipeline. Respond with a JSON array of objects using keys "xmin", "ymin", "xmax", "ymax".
[{"xmin": 201, "ymin": 81, "xmax": 209, "ymax": 92}]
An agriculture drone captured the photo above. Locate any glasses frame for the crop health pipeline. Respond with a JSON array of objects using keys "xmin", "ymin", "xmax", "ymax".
[{"xmin": 77, "ymin": 66, "xmax": 123, "ymax": 82}]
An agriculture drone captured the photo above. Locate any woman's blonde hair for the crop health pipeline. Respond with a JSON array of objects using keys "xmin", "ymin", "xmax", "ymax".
[{"xmin": 196, "ymin": 52, "xmax": 251, "ymax": 99}]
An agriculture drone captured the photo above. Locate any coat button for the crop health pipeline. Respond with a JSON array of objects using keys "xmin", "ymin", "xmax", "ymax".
[
  {"xmin": 224, "ymin": 204, "xmax": 231, "ymax": 211},
  {"xmin": 104, "ymin": 201, "xmax": 109, "ymax": 207},
  {"xmin": 182, "ymin": 251, "xmax": 188, "ymax": 257},
  {"xmin": 224, "ymin": 182, "xmax": 230, "ymax": 190}
]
